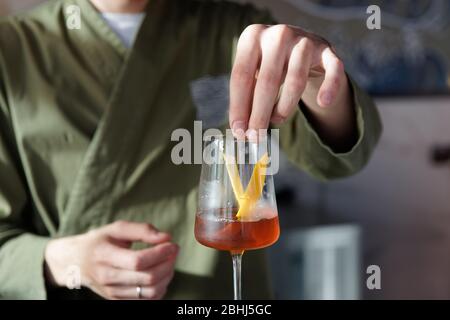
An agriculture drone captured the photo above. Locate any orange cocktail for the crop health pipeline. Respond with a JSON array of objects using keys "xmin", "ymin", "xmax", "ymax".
[{"xmin": 195, "ymin": 208, "xmax": 279, "ymax": 253}]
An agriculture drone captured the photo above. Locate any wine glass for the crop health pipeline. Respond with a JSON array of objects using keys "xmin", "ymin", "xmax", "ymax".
[{"xmin": 194, "ymin": 132, "xmax": 279, "ymax": 300}]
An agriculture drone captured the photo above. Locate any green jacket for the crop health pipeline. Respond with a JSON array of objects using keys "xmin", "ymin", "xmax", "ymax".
[{"xmin": 0, "ymin": 0, "xmax": 381, "ymax": 299}]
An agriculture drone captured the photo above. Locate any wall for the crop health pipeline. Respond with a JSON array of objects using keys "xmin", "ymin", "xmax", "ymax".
[{"xmin": 266, "ymin": 95, "xmax": 450, "ymax": 299}]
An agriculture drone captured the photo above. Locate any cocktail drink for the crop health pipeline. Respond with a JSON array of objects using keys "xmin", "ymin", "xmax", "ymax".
[
  {"xmin": 195, "ymin": 208, "xmax": 279, "ymax": 253},
  {"xmin": 195, "ymin": 134, "xmax": 279, "ymax": 299}
]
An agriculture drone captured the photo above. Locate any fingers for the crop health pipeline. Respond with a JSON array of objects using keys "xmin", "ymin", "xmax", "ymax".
[
  {"xmin": 230, "ymin": 24, "xmax": 347, "ymax": 132},
  {"xmin": 102, "ymin": 220, "xmax": 171, "ymax": 244},
  {"xmin": 317, "ymin": 47, "xmax": 345, "ymax": 108},
  {"xmin": 94, "ymin": 256, "xmax": 176, "ymax": 287},
  {"xmin": 101, "ymin": 241, "xmax": 179, "ymax": 271},
  {"xmin": 271, "ymin": 37, "xmax": 313, "ymax": 124},
  {"xmin": 248, "ymin": 25, "xmax": 293, "ymax": 133},
  {"xmin": 103, "ymin": 273, "xmax": 175, "ymax": 300},
  {"xmin": 229, "ymin": 24, "xmax": 264, "ymax": 138}
]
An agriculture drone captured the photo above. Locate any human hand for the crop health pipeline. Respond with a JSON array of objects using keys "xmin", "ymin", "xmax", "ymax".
[{"xmin": 44, "ymin": 220, "xmax": 178, "ymax": 300}]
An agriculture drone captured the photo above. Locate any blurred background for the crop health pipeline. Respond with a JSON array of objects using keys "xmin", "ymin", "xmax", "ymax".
[{"xmin": 1, "ymin": 0, "xmax": 450, "ymax": 299}]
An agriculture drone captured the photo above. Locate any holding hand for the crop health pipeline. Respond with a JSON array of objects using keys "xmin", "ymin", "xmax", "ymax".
[
  {"xmin": 230, "ymin": 24, "xmax": 356, "ymax": 150},
  {"xmin": 44, "ymin": 221, "xmax": 178, "ymax": 300}
]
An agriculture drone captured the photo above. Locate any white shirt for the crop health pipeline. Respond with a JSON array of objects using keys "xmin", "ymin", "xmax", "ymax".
[{"xmin": 101, "ymin": 12, "xmax": 146, "ymax": 48}]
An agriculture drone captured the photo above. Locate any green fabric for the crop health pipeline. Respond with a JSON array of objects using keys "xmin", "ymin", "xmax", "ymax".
[
  {"xmin": 0, "ymin": 234, "xmax": 49, "ymax": 299},
  {"xmin": 0, "ymin": 0, "xmax": 381, "ymax": 299},
  {"xmin": 276, "ymin": 76, "xmax": 382, "ymax": 180}
]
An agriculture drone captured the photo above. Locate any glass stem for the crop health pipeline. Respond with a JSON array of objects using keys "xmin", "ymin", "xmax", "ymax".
[{"xmin": 231, "ymin": 251, "xmax": 243, "ymax": 300}]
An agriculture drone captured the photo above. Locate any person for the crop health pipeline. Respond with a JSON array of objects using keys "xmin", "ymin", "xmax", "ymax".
[{"xmin": 0, "ymin": 0, "xmax": 381, "ymax": 299}]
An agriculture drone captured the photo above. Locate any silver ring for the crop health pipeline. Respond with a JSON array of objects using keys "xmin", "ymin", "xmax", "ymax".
[{"xmin": 136, "ymin": 286, "xmax": 142, "ymax": 299}]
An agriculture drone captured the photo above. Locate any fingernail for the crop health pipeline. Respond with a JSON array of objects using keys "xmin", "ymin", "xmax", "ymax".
[
  {"xmin": 231, "ymin": 121, "xmax": 246, "ymax": 139},
  {"xmin": 246, "ymin": 129, "xmax": 258, "ymax": 142},
  {"xmin": 321, "ymin": 92, "xmax": 333, "ymax": 106}
]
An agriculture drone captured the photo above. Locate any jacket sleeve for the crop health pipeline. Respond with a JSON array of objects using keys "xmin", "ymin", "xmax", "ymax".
[
  {"xmin": 0, "ymin": 39, "xmax": 50, "ymax": 299},
  {"xmin": 275, "ymin": 76, "xmax": 382, "ymax": 180},
  {"xmin": 231, "ymin": 3, "xmax": 382, "ymax": 180}
]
